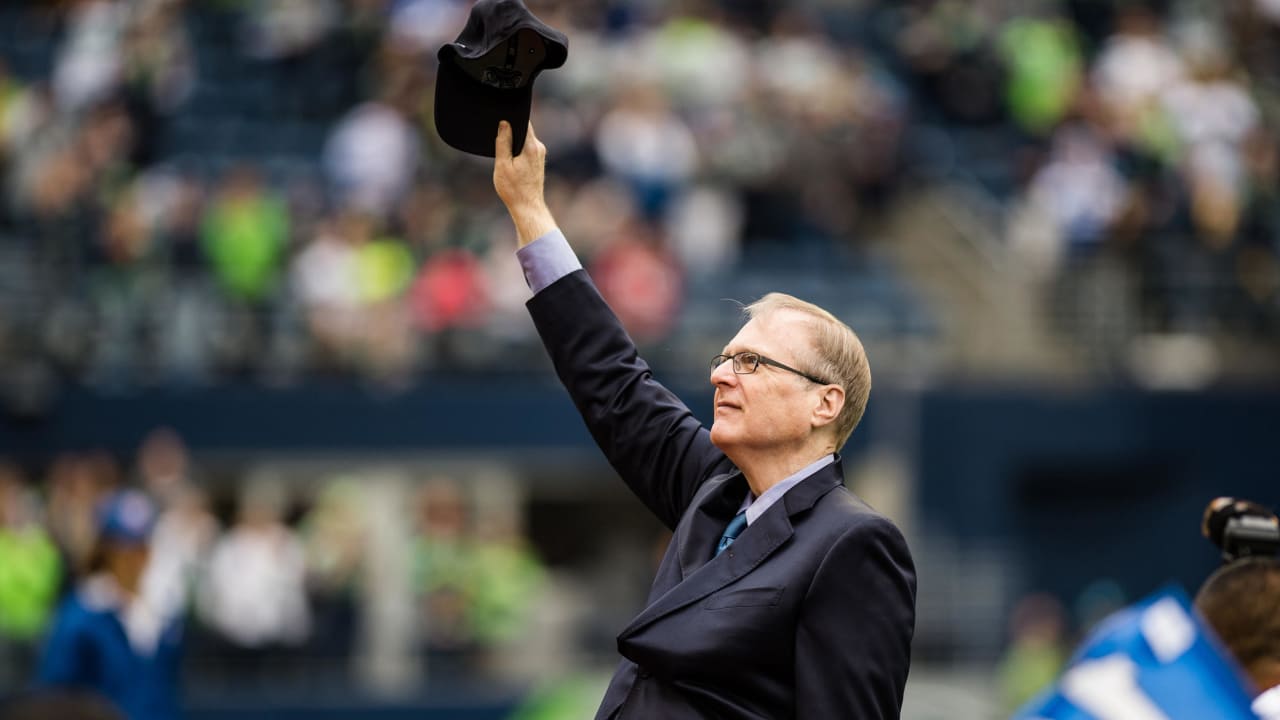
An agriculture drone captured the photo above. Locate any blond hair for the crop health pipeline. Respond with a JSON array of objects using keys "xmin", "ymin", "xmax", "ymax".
[{"xmin": 745, "ymin": 293, "xmax": 871, "ymax": 450}]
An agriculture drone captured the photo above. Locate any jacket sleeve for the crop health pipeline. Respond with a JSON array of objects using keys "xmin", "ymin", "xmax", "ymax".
[
  {"xmin": 795, "ymin": 515, "xmax": 917, "ymax": 719},
  {"xmin": 526, "ymin": 270, "xmax": 731, "ymax": 529}
]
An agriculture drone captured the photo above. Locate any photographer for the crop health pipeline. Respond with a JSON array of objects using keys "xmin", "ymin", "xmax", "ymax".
[
  {"xmin": 1011, "ymin": 498, "xmax": 1280, "ymax": 720},
  {"xmin": 1195, "ymin": 498, "xmax": 1280, "ymax": 720}
]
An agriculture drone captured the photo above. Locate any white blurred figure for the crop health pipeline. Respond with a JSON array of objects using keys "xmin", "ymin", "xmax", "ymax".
[
  {"xmin": 1024, "ymin": 125, "xmax": 1126, "ymax": 257},
  {"xmin": 1091, "ymin": 6, "xmax": 1184, "ymax": 140},
  {"xmin": 291, "ymin": 213, "xmax": 363, "ymax": 360},
  {"xmin": 1160, "ymin": 23, "xmax": 1258, "ymax": 249},
  {"xmin": 199, "ymin": 480, "xmax": 310, "ymax": 652},
  {"xmin": 754, "ymin": 22, "xmax": 849, "ymax": 121},
  {"xmin": 641, "ymin": 14, "xmax": 751, "ymax": 112},
  {"xmin": 665, "ymin": 184, "xmax": 742, "ymax": 278},
  {"xmin": 1161, "ymin": 22, "xmax": 1258, "ymax": 153},
  {"xmin": 240, "ymin": 0, "xmax": 340, "ymax": 60},
  {"xmin": 594, "ymin": 83, "xmax": 697, "ymax": 221},
  {"xmin": 324, "ymin": 101, "xmax": 420, "ymax": 218},
  {"xmin": 1258, "ymin": 0, "xmax": 1280, "ymax": 24},
  {"xmin": 385, "ymin": 0, "xmax": 469, "ymax": 55},
  {"xmin": 53, "ymin": 0, "xmax": 127, "ymax": 112},
  {"xmin": 137, "ymin": 428, "xmax": 217, "ymax": 623}
]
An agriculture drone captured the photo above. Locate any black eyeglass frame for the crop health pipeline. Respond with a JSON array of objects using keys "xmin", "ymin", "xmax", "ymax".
[{"xmin": 711, "ymin": 351, "xmax": 832, "ymax": 386}]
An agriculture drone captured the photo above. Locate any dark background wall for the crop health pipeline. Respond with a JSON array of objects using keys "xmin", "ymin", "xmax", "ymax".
[{"xmin": 5, "ymin": 380, "xmax": 1273, "ymax": 605}]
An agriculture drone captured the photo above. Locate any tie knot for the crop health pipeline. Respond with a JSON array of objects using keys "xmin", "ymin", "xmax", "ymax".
[{"xmin": 716, "ymin": 512, "xmax": 748, "ymax": 556}]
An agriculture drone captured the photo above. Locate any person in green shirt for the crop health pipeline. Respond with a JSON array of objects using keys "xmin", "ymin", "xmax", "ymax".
[
  {"xmin": 200, "ymin": 165, "xmax": 290, "ymax": 305},
  {"xmin": 0, "ymin": 462, "xmax": 62, "ymax": 689}
]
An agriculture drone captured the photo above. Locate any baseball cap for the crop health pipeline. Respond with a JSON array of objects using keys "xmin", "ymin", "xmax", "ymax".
[
  {"xmin": 434, "ymin": 0, "xmax": 568, "ymax": 157},
  {"xmin": 96, "ymin": 489, "xmax": 156, "ymax": 545}
]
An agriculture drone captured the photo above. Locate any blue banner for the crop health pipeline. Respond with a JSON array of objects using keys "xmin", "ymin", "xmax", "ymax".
[{"xmin": 1013, "ymin": 586, "xmax": 1258, "ymax": 720}]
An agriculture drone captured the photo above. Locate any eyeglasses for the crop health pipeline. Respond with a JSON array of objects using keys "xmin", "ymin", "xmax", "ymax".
[{"xmin": 711, "ymin": 351, "xmax": 831, "ymax": 386}]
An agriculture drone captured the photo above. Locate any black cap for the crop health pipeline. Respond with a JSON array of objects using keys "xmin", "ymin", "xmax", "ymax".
[{"xmin": 434, "ymin": 0, "xmax": 568, "ymax": 157}]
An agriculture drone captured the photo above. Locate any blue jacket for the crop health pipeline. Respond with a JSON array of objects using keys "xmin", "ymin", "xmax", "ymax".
[{"xmin": 37, "ymin": 586, "xmax": 183, "ymax": 720}]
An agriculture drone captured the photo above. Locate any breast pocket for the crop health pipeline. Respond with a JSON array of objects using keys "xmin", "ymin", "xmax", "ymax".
[{"xmin": 704, "ymin": 586, "xmax": 783, "ymax": 610}]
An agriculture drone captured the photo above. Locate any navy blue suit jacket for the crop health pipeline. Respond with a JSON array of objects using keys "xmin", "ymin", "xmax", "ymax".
[{"xmin": 528, "ymin": 270, "xmax": 916, "ymax": 719}]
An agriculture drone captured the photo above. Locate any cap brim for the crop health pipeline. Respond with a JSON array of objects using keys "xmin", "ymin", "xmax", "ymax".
[{"xmin": 434, "ymin": 60, "xmax": 532, "ymax": 158}]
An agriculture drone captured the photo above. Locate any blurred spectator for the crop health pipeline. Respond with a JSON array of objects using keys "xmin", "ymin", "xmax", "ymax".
[
  {"xmin": 412, "ymin": 478, "xmax": 477, "ymax": 675},
  {"xmin": 136, "ymin": 428, "xmax": 217, "ymax": 623},
  {"xmin": 1161, "ymin": 28, "xmax": 1257, "ymax": 158},
  {"xmin": 198, "ymin": 479, "xmax": 310, "ymax": 669},
  {"xmin": 299, "ymin": 479, "xmax": 366, "ymax": 667},
  {"xmin": 642, "ymin": 11, "xmax": 752, "ymax": 112},
  {"xmin": 45, "ymin": 453, "xmax": 117, "ymax": 584},
  {"xmin": 201, "ymin": 164, "xmax": 289, "ymax": 306},
  {"xmin": 323, "ymin": 100, "xmax": 419, "ymax": 218},
  {"xmin": 467, "ymin": 495, "xmax": 546, "ymax": 681},
  {"xmin": 292, "ymin": 209, "xmax": 419, "ymax": 377},
  {"xmin": 140, "ymin": 168, "xmax": 218, "ymax": 383},
  {"xmin": 895, "ymin": 0, "xmax": 1005, "ymax": 125},
  {"xmin": 995, "ymin": 592, "xmax": 1067, "ymax": 714},
  {"xmin": 996, "ymin": 11, "xmax": 1083, "ymax": 135},
  {"xmin": 240, "ymin": 0, "xmax": 340, "ymax": 61},
  {"xmin": 409, "ymin": 247, "xmax": 490, "ymax": 334},
  {"xmin": 1072, "ymin": 577, "xmax": 1127, "ymax": 637},
  {"xmin": 52, "ymin": 0, "xmax": 127, "ymax": 113},
  {"xmin": 353, "ymin": 223, "xmax": 417, "ymax": 378},
  {"xmin": 200, "ymin": 164, "xmax": 289, "ymax": 368},
  {"xmin": 590, "ymin": 219, "xmax": 683, "ymax": 344},
  {"xmin": 0, "ymin": 59, "xmax": 25, "ymax": 170},
  {"xmin": 1024, "ymin": 124, "xmax": 1127, "ymax": 260},
  {"xmin": 292, "ymin": 212, "xmax": 364, "ymax": 364},
  {"xmin": 0, "ymin": 462, "xmax": 61, "ymax": 690},
  {"xmin": 594, "ymin": 82, "xmax": 697, "ymax": 221},
  {"xmin": 384, "ymin": 0, "xmax": 469, "ymax": 55},
  {"xmin": 37, "ymin": 489, "xmax": 182, "ymax": 720},
  {"xmin": 120, "ymin": 0, "xmax": 196, "ymax": 166},
  {"xmin": 1091, "ymin": 5, "xmax": 1184, "ymax": 153},
  {"xmin": 665, "ymin": 184, "xmax": 742, "ymax": 278},
  {"xmin": 410, "ymin": 477, "xmax": 546, "ymax": 681}
]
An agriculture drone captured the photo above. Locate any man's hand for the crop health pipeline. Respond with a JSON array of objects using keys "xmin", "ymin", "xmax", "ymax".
[{"xmin": 494, "ymin": 120, "xmax": 558, "ymax": 247}]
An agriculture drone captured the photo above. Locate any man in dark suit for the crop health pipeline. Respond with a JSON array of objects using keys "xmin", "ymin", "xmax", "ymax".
[{"xmin": 493, "ymin": 120, "xmax": 916, "ymax": 719}]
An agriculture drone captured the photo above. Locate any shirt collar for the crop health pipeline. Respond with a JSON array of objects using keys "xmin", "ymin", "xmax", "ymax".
[{"xmin": 740, "ymin": 454, "xmax": 836, "ymax": 525}]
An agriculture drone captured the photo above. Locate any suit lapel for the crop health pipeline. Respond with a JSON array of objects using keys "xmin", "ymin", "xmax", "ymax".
[
  {"xmin": 676, "ymin": 473, "xmax": 748, "ymax": 579},
  {"xmin": 621, "ymin": 460, "xmax": 845, "ymax": 640}
]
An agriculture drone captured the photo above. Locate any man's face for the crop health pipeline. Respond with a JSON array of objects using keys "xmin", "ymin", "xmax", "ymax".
[
  {"xmin": 709, "ymin": 310, "xmax": 821, "ymax": 455},
  {"xmin": 106, "ymin": 542, "xmax": 150, "ymax": 596}
]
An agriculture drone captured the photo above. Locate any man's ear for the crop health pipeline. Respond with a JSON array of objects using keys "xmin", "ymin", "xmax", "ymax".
[{"xmin": 812, "ymin": 384, "xmax": 845, "ymax": 430}]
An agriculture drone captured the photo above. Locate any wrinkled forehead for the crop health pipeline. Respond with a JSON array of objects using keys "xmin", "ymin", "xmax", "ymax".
[
  {"xmin": 453, "ymin": 28, "xmax": 549, "ymax": 89},
  {"xmin": 728, "ymin": 309, "xmax": 818, "ymax": 354}
]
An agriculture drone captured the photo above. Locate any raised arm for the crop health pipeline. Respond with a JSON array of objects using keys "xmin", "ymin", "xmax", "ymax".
[
  {"xmin": 493, "ymin": 121, "xmax": 557, "ymax": 248},
  {"xmin": 494, "ymin": 122, "xmax": 731, "ymax": 527}
]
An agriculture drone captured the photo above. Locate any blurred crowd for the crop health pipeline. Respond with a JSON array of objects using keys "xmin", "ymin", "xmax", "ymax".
[
  {"xmin": 0, "ymin": 0, "xmax": 1275, "ymax": 389},
  {"xmin": 0, "ymin": 0, "xmax": 912, "ymax": 390},
  {"xmin": 0, "ymin": 427, "xmax": 551, "ymax": 697},
  {"xmin": 985, "ymin": 1, "xmax": 1280, "ymax": 363}
]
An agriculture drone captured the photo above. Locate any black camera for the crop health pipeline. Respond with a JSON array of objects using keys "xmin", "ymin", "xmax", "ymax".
[{"xmin": 1202, "ymin": 497, "xmax": 1280, "ymax": 563}]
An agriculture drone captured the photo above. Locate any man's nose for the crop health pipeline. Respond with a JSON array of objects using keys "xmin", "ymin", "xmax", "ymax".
[{"xmin": 711, "ymin": 358, "xmax": 736, "ymax": 385}]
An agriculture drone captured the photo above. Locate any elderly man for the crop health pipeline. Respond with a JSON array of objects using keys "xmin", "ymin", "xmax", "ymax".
[{"xmin": 494, "ymin": 120, "xmax": 915, "ymax": 719}]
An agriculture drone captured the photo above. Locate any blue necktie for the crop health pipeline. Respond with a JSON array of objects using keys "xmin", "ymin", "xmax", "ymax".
[{"xmin": 716, "ymin": 512, "xmax": 748, "ymax": 556}]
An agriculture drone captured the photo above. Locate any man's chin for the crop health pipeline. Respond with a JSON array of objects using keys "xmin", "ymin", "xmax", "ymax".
[{"xmin": 709, "ymin": 425, "xmax": 736, "ymax": 452}]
